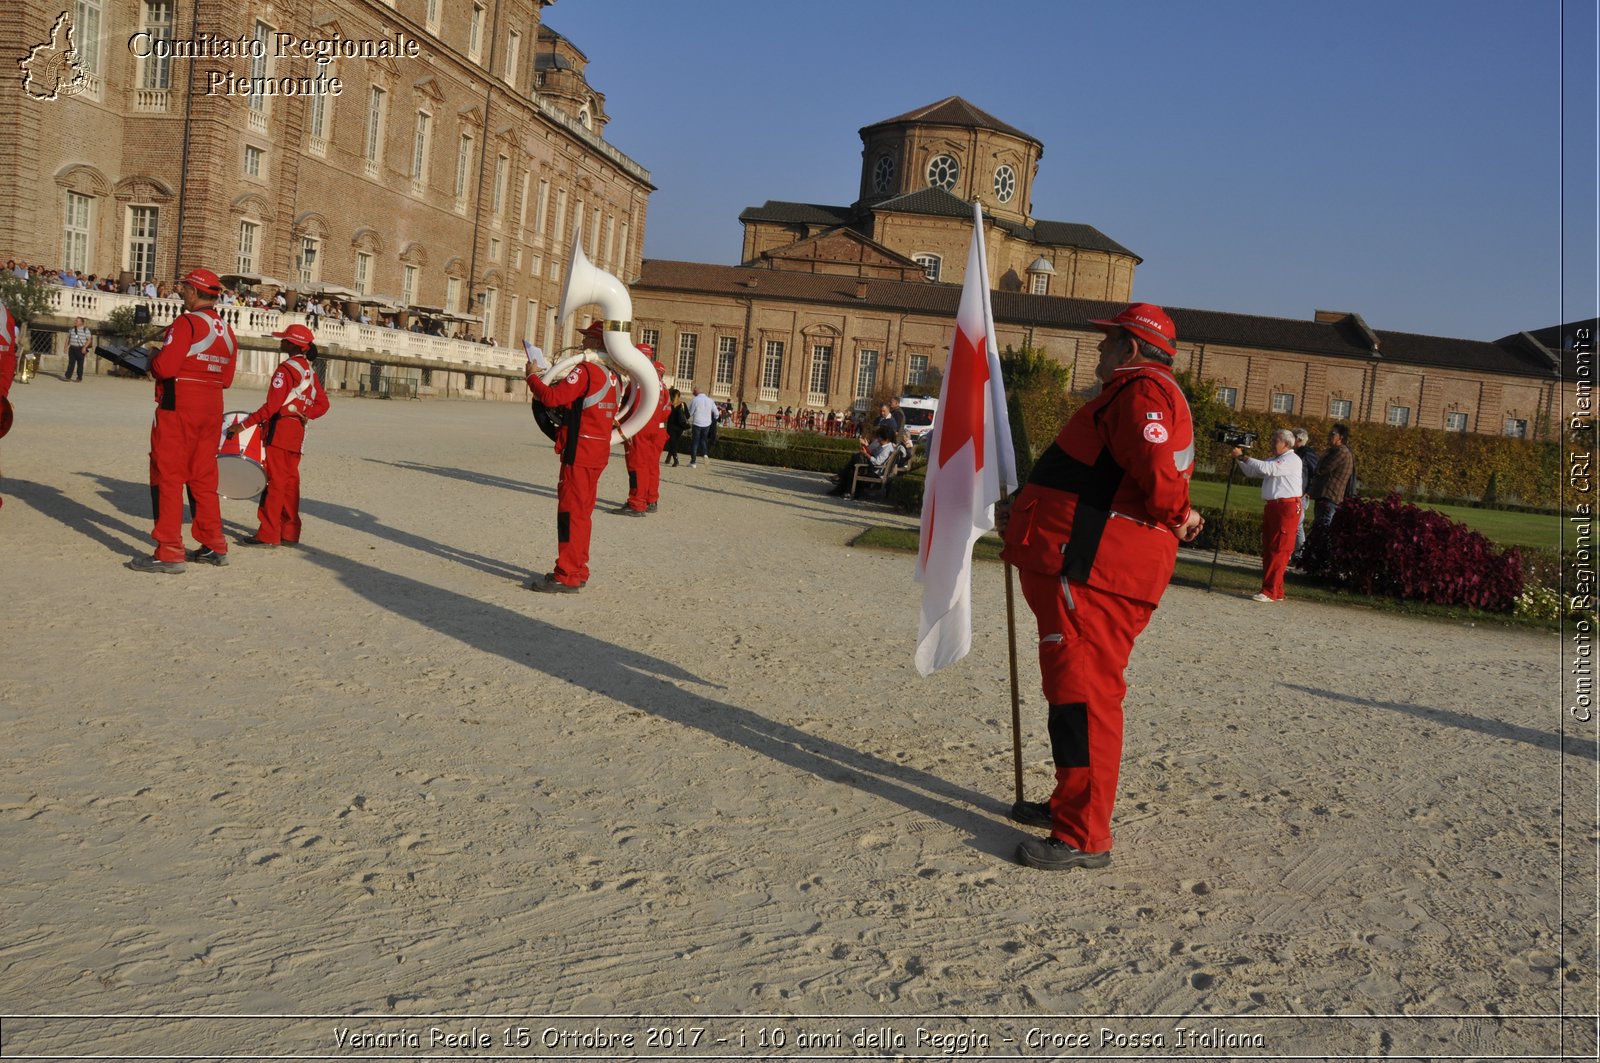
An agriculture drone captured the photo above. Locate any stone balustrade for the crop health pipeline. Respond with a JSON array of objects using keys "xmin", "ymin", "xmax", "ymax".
[{"xmin": 44, "ymin": 285, "xmax": 523, "ymax": 376}]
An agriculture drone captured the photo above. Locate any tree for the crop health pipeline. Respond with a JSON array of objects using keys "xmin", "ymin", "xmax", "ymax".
[
  {"xmin": 903, "ymin": 366, "xmax": 942, "ymax": 398},
  {"xmin": 105, "ymin": 304, "xmax": 162, "ymax": 346},
  {"xmin": 998, "ymin": 344, "xmax": 1076, "ymax": 484},
  {"xmin": 0, "ymin": 273, "xmax": 61, "ymax": 353},
  {"xmin": 1173, "ymin": 370, "xmax": 1230, "ymax": 444}
]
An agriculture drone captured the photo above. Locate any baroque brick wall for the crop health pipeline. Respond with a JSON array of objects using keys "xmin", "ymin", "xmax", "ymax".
[{"xmin": 4, "ymin": 0, "xmax": 651, "ymax": 355}]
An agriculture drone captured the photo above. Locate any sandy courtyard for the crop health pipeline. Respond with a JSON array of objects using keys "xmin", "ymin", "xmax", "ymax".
[{"xmin": 0, "ymin": 373, "xmax": 1591, "ymax": 1060}]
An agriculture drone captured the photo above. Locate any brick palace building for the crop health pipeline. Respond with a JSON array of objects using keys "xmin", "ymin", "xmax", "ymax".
[{"xmin": 0, "ymin": 5, "xmax": 1580, "ymax": 435}]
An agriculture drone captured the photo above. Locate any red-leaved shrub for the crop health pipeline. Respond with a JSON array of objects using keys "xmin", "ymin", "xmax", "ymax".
[{"xmin": 1304, "ymin": 494, "xmax": 1524, "ymax": 612}]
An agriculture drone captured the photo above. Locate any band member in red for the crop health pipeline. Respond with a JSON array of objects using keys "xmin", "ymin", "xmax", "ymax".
[
  {"xmin": 616, "ymin": 347, "xmax": 668, "ymax": 515},
  {"xmin": 230, "ymin": 324, "xmax": 330, "ymax": 548},
  {"xmin": 131, "ymin": 267, "xmax": 238, "ymax": 574},
  {"xmin": 0, "ymin": 302, "xmax": 17, "ymax": 510},
  {"xmin": 524, "ymin": 327, "xmax": 617, "ymax": 593},
  {"xmin": 999, "ymin": 303, "xmax": 1204, "ymax": 871}
]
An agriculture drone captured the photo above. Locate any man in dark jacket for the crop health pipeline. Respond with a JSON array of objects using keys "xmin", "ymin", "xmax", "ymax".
[{"xmin": 1308, "ymin": 424, "xmax": 1353, "ymax": 531}]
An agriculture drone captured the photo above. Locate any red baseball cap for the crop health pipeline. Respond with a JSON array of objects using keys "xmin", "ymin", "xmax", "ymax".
[
  {"xmin": 580, "ymin": 321, "xmax": 605, "ymax": 339},
  {"xmin": 652, "ymin": 361, "xmax": 666, "ymax": 376},
  {"xmin": 635, "ymin": 342, "xmax": 654, "ymax": 357},
  {"xmin": 177, "ymin": 267, "xmax": 223, "ymax": 296},
  {"xmin": 1087, "ymin": 302, "xmax": 1176, "ymax": 356},
  {"xmin": 272, "ymin": 324, "xmax": 315, "ymax": 349}
]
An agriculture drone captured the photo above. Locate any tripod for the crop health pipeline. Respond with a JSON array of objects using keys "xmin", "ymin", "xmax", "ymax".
[{"xmin": 1206, "ymin": 447, "xmax": 1243, "ymax": 593}]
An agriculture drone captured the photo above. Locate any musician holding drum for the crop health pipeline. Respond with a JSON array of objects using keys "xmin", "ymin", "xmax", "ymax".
[
  {"xmin": 616, "ymin": 346, "xmax": 669, "ymax": 515},
  {"xmin": 129, "ymin": 267, "xmax": 238, "ymax": 575},
  {"xmin": 227, "ymin": 324, "xmax": 330, "ymax": 548}
]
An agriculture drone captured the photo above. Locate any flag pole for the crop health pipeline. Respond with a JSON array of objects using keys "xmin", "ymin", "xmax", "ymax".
[{"xmin": 1004, "ymin": 559, "xmax": 1024, "ymax": 805}]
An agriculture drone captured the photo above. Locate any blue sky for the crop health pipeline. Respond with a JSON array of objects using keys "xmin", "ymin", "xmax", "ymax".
[{"xmin": 542, "ymin": 0, "xmax": 1596, "ymax": 343}]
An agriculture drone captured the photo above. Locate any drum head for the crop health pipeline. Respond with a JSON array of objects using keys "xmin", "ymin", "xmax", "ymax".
[
  {"xmin": 531, "ymin": 399, "xmax": 563, "ymax": 442},
  {"xmin": 217, "ymin": 455, "xmax": 266, "ymax": 500}
]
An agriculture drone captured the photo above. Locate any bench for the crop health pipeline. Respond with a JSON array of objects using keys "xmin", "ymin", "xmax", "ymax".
[{"xmin": 847, "ymin": 458, "xmax": 897, "ymax": 500}]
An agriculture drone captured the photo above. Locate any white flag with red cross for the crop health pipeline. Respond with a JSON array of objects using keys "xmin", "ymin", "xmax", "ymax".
[{"xmin": 915, "ymin": 202, "xmax": 1018, "ymax": 676}]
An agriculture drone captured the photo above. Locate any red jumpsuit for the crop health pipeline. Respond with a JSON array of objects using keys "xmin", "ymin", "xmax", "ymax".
[
  {"xmin": 528, "ymin": 360, "xmax": 617, "ymax": 586},
  {"xmin": 622, "ymin": 383, "xmax": 670, "ymax": 511},
  {"xmin": 239, "ymin": 353, "xmax": 330, "ymax": 545},
  {"xmin": 0, "ymin": 305, "xmax": 17, "ymax": 398},
  {"xmin": 0, "ymin": 306, "xmax": 16, "ymax": 507},
  {"xmin": 148, "ymin": 308, "xmax": 238, "ymax": 562},
  {"xmin": 1000, "ymin": 363, "xmax": 1195, "ymax": 853}
]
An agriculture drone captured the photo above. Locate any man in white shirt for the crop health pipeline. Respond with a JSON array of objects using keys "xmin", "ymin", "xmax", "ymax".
[
  {"xmin": 1232, "ymin": 428, "xmax": 1303, "ymax": 602},
  {"xmin": 687, "ymin": 386, "xmax": 718, "ymax": 467}
]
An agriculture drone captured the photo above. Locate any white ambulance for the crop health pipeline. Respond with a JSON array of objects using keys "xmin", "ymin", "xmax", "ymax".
[{"xmin": 899, "ymin": 396, "xmax": 938, "ymax": 444}]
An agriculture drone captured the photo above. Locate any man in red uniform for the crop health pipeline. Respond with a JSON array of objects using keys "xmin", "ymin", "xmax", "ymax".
[
  {"xmin": 615, "ymin": 348, "xmax": 669, "ymax": 515},
  {"xmin": 0, "ymin": 302, "xmax": 17, "ymax": 510},
  {"xmin": 130, "ymin": 267, "xmax": 238, "ymax": 574},
  {"xmin": 524, "ymin": 327, "xmax": 618, "ymax": 592},
  {"xmin": 230, "ymin": 324, "xmax": 331, "ymax": 548},
  {"xmin": 999, "ymin": 303, "xmax": 1205, "ymax": 870}
]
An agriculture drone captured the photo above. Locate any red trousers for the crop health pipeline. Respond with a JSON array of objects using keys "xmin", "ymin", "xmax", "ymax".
[
  {"xmin": 624, "ymin": 432, "xmax": 664, "ymax": 510},
  {"xmin": 1260, "ymin": 497, "xmax": 1300, "ymax": 600},
  {"xmin": 256, "ymin": 446, "xmax": 303, "ymax": 545},
  {"xmin": 553, "ymin": 462, "xmax": 602, "ymax": 586},
  {"xmin": 1018, "ymin": 568, "xmax": 1154, "ymax": 853},
  {"xmin": 149, "ymin": 400, "xmax": 224, "ymax": 562}
]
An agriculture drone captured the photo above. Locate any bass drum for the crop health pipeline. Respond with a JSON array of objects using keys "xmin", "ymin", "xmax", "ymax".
[
  {"xmin": 217, "ymin": 410, "xmax": 267, "ymax": 500},
  {"xmin": 0, "ymin": 396, "xmax": 12, "ymax": 440}
]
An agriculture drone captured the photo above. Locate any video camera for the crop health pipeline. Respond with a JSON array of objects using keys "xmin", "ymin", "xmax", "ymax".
[{"xmin": 1214, "ymin": 424, "xmax": 1257, "ymax": 449}]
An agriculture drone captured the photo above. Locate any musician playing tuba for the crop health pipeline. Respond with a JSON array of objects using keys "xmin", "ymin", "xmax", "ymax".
[{"xmin": 523, "ymin": 322, "xmax": 618, "ymax": 593}]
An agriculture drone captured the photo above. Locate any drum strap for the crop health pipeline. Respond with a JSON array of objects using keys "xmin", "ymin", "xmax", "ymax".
[{"xmin": 282, "ymin": 358, "xmax": 319, "ymax": 408}]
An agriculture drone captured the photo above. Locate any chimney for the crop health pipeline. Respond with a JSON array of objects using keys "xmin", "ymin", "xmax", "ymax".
[{"xmin": 854, "ymin": 280, "xmax": 869, "ymax": 300}]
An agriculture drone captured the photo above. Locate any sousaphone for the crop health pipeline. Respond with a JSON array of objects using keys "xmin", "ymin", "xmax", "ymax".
[{"xmin": 531, "ymin": 227, "xmax": 659, "ymax": 444}]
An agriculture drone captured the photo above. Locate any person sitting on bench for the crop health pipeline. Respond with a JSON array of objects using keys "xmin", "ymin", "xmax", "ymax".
[{"xmin": 827, "ymin": 426, "xmax": 896, "ymax": 498}]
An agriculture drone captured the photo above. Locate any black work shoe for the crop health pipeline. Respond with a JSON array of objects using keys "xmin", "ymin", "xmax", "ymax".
[
  {"xmin": 1016, "ymin": 836, "xmax": 1111, "ymax": 871},
  {"xmin": 645, "ymin": 504, "xmax": 657, "ymax": 512},
  {"xmin": 527, "ymin": 573, "xmax": 582, "ymax": 593},
  {"xmin": 127, "ymin": 556, "xmax": 186, "ymax": 575},
  {"xmin": 237, "ymin": 535, "xmax": 278, "ymax": 548},
  {"xmin": 613, "ymin": 506, "xmax": 645, "ymax": 516},
  {"xmin": 1010, "ymin": 799, "xmax": 1052, "ymax": 829},
  {"xmin": 185, "ymin": 546, "xmax": 230, "ymax": 566}
]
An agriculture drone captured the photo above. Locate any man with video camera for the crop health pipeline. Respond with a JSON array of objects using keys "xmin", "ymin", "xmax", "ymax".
[{"xmin": 1231, "ymin": 428, "xmax": 1303, "ymax": 602}]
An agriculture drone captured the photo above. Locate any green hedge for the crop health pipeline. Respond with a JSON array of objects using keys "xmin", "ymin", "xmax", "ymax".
[
  {"xmin": 702, "ymin": 427, "xmax": 864, "ymax": 474},
  {"xmin": 1183, "ymin": 410, "xmax": 1563, "ymax": 509},
  {"xmin": 1190, "ymin": 506, "xmax": 1267, "ymax": 555}
]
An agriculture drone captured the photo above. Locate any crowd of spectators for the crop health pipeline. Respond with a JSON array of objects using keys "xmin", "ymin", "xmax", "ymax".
[
  {"xmin": 5, "ymin": 258, "xmax": 496, "ymax": 344},
  {"xmin": 6, "ymin": 257, "xmax": 177, "ymax": 298}
]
